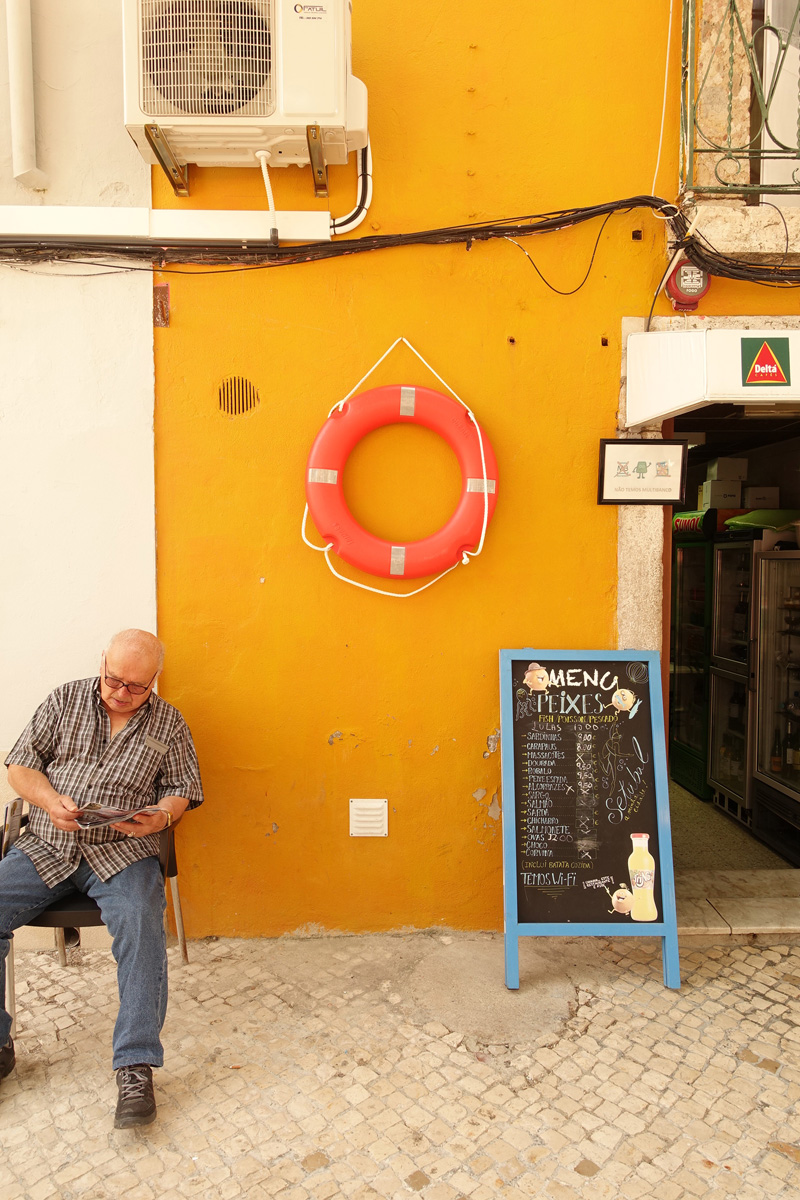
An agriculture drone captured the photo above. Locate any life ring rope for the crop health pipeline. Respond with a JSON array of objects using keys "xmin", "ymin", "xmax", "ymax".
[
  {"xmin": 328, "ymin": 335, "xmax": 457, "ymax": 417},
  {"xmin": 301, "ymin": 506, "xmax": 469, "ymax": 598},
  {"xmin": 302, "ymin": 336, "xmax": 493, "ymax": 597}
]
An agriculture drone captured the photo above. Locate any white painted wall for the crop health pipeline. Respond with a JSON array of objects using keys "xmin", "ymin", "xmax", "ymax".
[
  {"xmin": 0, "ymin": 264, "xmax": 156, "ymax": 746},
  {"xmin": 0, "ymin": 2, "xmax": 154, "ymax": 765},
  {"xmin": 0, "ymin": 0, "xmax": 149, "ymax": 207}
]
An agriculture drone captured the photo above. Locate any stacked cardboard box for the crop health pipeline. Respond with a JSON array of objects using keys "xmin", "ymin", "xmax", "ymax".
[
  {"xmin": 700, "ymin": 457, "xmax": 780, "ymax": 511},
  {"xmin": 744, "ymin": 486, "xmax": 781, "ymax": 507}
]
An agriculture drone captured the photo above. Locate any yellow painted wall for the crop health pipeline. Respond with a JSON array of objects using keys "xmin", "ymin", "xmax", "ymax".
[{"xmin": 152, "ymin": 2, "xmax": 800, "ymax": 937}]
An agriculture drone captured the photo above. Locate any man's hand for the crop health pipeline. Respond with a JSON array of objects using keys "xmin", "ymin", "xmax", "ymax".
[
  {"xmin": 110, "ymin": 808, "xmax": 170, "ymax": 839},
  {"xmin": 7, "ymin": 765, "xmax": 83, "ymax": 831},
  {"xmin": 44, "ymin": 794, "xmax": 81, "ymax": 832}
]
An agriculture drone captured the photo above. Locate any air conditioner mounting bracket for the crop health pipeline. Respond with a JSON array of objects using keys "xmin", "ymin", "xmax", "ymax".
[
  {"xmin": 306, "ymin": 125, "xmax": 329, "ymax": 198},
  {"xmin": 144, "ymin": 124, "xmax": 189, "ymax": 198}
]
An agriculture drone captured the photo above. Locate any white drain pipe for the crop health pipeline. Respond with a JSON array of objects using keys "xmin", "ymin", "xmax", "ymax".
[
  {"xmin": 331, "ymin": 140, "xmax": 372, "ymax": 235},
  {"xmin": 6, "ymin": 0, "xmax": 47, "ymax": 189}
]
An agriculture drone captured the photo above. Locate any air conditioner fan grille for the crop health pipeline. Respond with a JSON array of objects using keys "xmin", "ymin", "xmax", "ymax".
[{"xmin": 140, "ymin": 0, "xmax": 273, "ymax": 117}]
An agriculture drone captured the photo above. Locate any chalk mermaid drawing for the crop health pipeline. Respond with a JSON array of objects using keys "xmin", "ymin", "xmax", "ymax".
[{"xmin": 523, "ymin": 663, "xmax": 550, "ymax": 693}]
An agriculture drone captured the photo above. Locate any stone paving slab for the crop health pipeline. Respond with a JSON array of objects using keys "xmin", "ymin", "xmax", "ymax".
[
  {"xmin": 676, "ymin": 871, "xmax": 800, "ymax": 900},
  {"xmin": 2, "ymin": 931, "xmax": 800, "ymax": 1200},
  {"xmin": 675, "ymin": 871, "xmax": 800, "ymax": 936},
  {"xmin": 709, "ymin": 898, "xmax": 800, "ymax": 936},
  {"xmin": 675, "ymin": 900, "xmax": 731, "ymax": 937}
]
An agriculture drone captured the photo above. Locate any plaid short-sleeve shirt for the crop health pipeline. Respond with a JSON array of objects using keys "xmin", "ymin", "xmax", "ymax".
[{"xmin": 4, "ymin": 677, "xmax": 204, "ymax": 885}]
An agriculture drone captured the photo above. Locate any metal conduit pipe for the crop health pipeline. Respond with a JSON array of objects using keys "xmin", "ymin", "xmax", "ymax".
[
  {"xmin": 6, "ymin": 0, "xmax": 47, "ymax": 189},
  {"xmin": 331, "ymin": 140, "xmax": 372, "ymax": 236}
]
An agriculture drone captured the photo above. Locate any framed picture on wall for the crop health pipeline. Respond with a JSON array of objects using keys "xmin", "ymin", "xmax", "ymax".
[{"xmin": 598, "ymin": 439, "xmax": 688, "ymax": 505}]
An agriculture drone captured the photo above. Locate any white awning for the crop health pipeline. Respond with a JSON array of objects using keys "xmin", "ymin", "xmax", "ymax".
[{"xmin": 625, "ymin": 329, "xmax": 800, "ymax": 428}]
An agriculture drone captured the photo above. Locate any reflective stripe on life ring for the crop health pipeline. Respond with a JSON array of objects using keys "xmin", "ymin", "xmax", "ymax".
[{"xmin": 305, "ymin": 385, "xmax": 498, "ymax": 580}]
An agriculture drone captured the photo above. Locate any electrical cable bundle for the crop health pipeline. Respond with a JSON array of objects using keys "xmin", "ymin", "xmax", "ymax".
[
  {"xmin": 2, "ymin": 193, "xmax": 799, "ymax": 295},
  {"xmin": 0, "ymin": 195, "xmax": 680, "ymax": 273}
]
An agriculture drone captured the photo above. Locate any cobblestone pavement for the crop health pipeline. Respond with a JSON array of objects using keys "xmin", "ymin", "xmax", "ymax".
[{"xmin": 1, "ymin": 931, "xmax": 799, "ymax": 1200}]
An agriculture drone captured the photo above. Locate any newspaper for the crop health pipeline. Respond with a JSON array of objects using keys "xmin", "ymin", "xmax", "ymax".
[
  {"xmin": 73, "ymin": 803, "xmax": 159, "ymax": 829},
  {"xmin": 0, "ymin": 798, "xmax": 156, "ymax": 838}
]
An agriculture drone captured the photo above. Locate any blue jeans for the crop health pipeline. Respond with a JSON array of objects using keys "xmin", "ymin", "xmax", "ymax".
[{"xmin": 0, "ymin": 847, "xmax": 167, "ymax": 1069}]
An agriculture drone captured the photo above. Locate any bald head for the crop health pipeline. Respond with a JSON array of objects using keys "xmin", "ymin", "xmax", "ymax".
[
  {"xmin": 100, "ymin": 630, "xmax": 164, "ymax": 719},
  {"xmin": 105, "ymin": 629, "xmax": 165, "ymax": 673}
]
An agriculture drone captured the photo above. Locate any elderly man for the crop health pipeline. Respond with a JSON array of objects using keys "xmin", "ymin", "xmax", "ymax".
[{"xmin": 0, "ymin": 630, "xmax": 203, "ymax": 1128}]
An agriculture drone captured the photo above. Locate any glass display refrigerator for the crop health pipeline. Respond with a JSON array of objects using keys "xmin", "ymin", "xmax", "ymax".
[
  {"xmin": 707, "ymin": 541, "xmax": 755, "ymax": 825},
  {"xmin": 669, "ymin": 538, "xmax": 713, "ymax": 800},
  {"xmin": 752, "ymin": 550, "xmax": 800, "ymax": 865}
]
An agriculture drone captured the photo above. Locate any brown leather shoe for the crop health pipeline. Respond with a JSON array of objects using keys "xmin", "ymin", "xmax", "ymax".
[{"xmin": 114, "ymin": 1063, "xmax": 156, "ymax": 1128}]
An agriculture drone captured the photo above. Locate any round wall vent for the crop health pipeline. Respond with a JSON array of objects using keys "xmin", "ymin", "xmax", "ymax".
[{"xmin": 219, "ymin": 376, "xmax": 260, "ymax": 417}]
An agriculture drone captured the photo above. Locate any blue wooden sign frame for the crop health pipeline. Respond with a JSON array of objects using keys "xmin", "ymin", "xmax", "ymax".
[{"xmin": 500, "ymin": 649, "xmax": 680, "ymax": 990}]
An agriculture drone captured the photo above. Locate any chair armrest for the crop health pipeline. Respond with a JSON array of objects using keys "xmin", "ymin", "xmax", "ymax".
[
  {"xmin": 1, "ymin": 801, "xmax": 27, "ymax": 859},
  {"xmin": 158, "ymin": 826, "xmax": 178, "ymax": 879}
]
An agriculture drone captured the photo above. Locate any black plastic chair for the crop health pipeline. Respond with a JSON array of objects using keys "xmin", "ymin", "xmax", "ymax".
[{"xmin": 6, "ymin": 826, "xmax": 187, "ymax": 1037}]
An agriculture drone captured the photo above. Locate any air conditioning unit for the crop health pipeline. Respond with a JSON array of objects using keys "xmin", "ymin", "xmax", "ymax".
[{"xmin": 122, "ymin": 0, "xmax": 368, "ymax": 189}]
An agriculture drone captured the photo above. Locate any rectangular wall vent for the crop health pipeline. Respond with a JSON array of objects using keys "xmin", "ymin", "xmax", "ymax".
[{"xmin": 349, "ymin": 798, "xmax": 388, "ymax": 837}]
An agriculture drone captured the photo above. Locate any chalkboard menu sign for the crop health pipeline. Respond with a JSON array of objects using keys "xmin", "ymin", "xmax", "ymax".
[{"xmin": 500, "ymin": 649, "xmax": 680, "ymax": 990}]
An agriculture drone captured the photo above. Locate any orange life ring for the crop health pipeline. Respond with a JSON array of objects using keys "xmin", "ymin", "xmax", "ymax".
[{"xmin": 305, "ymin": 385, "xmax": 498, "ymax": 580}]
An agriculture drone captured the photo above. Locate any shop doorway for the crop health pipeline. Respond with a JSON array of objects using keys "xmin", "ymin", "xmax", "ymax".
[{"xmin": 665, "ymin": 404, "xmax": 800, "ymax": 873}]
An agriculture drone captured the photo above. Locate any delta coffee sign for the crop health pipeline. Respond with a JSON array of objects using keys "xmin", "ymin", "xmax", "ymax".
[{"xmin": 741, "ymin": 336, "xmax": 791, "ymax": 387}]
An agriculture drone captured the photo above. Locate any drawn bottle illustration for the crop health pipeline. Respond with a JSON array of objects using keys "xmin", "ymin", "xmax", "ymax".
[{"xmin": 628, "ymin": 833, "xmax": 658, "ymax": 921}]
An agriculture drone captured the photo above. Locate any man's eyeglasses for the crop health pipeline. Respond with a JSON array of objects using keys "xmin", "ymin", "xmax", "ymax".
[{"xmin": 102, "ymin": 656, "xmax": 157, "ymax": 696}]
